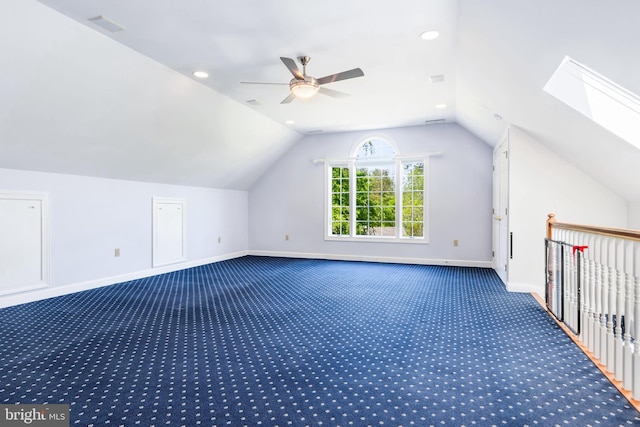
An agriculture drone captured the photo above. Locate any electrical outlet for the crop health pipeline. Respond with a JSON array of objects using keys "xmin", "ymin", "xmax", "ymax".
[
  {"xmin": 115, "ymin": 248, "xmax": 120, "ymax": 257},
  {"xmin": 453, "ymin": 239, "xmax": 459, "ymax": 247}
]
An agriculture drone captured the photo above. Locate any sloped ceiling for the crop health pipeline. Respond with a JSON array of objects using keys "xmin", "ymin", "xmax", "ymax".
[
  {"xmin": 2, "ymin": 0, "xmax": 640, "ymax": 200},
  {"xmin": 0, "ymin": 0, "xmax": 302, "ymax": 190},
  {"xmin": 456, "ymin": 0, "xmax": 640, "ymax": 202}
]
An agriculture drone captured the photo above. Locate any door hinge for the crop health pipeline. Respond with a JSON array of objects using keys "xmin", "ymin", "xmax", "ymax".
[{"xmin": 492, "ymin": 250, "xmax": 495, "ymax": 258}]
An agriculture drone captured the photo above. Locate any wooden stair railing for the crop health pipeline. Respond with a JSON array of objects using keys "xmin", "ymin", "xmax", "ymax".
[
  {"xmin": 545, "ymin": 213, "xmax": 640, "ymax": 402},
  {"xmin": 547, "ymin": 213, "xmax": 640, "ymax": 242}
]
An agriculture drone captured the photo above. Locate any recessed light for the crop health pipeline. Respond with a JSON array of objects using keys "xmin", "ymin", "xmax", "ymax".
[
  {"xmin": 420, "ymin": 30, "xmax": 440, "ymax": 41},
  {"xmin": 435, "ymin": 104, "xmax": 447, "ymax": 109},
  {"xmin": 193, "ymin": 71, "xmax": 209, "ymax": 78},
  {"xmin": 429, "ymin": 74, "xmax": 445, "ymax": 84},
  {"xmin": 285, "ymin": 120, "xmax": 295, "ymax": 125}
]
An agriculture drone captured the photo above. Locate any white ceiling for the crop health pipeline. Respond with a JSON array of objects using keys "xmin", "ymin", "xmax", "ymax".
[
  {"xmin": 8, "ymin": 0, "xmax": 640, "ymax": 200},
  {"xmin": 36, "ymin": 0, "xmax": 460, "ymax": 134}
]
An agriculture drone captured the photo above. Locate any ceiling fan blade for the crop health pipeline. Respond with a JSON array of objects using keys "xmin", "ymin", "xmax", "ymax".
[
  {"xmin": 280, "ymin": 57, "xmax": 304, "ymax": 80},
  {"xmin": 240, "ymin": 81, "xmax": 288, "ymax": 85},
  {"xmin": 318, "ymin": 87, "xmax": 350, "ymax": 99},
  {"xmin": 280, "ymin": 93, "xmax": 296, "ymax": 104},
  {"xmin": 317, "ymin": 68, "xmax": 364, "ymax": 85}
]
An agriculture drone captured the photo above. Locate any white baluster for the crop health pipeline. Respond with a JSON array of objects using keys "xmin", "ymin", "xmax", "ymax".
[
  {"xmin": 606, "ymin": 238, "xmax": 617, "ymax": 373},
  {"xmin": 562, "ymin": 245, "xmax": 574, "ymax": 329},
  {"xmin": 578, "ymin": 240, "xmax": 591, "ymax": 348},
  {"xmin": 574, "ymin": 248, "xmax": 579, "ymax": 331},
  {"xmin": 571, "ymin": 237, "xmax": 578, "ymax": 333},
  {"xmin": 547, "ymin": 241, "xmax": 556, "ymax": 315},
  {"xmin": 601, "ymin": 237, "xmax": 611, "ymax": 366},
  {"xmin": 613, "ymin": 239, "xmax": 624, "ymax": 380},
  {"xmin": 594, "ymin": 236, "xmax": 603, "ymax": 361},
  {"xmin": 599, "ymin": 237, "xmax": 608, "ymax": 365},
  {"xmin": 632, "ymin": 242, "xmax": 640, "ymax": 400},
  {"xmin": 553, "ymin": 242, "xmax": 560, "ymax": 317},
  {"xmin": 586, "ymin": 233, "xmax": 596, "ymax": 353},
  {"xmin": 623, "ymin": 240, "xmax": 634, "ymax": 390},
  {"xmin": 568, "ymin": 231, "xmax": 576, "ymax": 332}
]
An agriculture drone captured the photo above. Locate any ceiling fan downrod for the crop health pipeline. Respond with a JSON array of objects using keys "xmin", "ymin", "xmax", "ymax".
[{"xmin": 298, "ymin": 56, "xmax": 311, "ymax": 77}]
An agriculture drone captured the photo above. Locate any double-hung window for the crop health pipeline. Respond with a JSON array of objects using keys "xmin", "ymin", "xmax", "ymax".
[{"xmin": 326, "ymin": 137, "xmax": 428, "ymax": 242}]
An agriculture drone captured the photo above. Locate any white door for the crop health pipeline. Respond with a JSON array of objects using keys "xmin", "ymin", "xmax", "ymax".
[
  {"xmin": 0, "ymin": 194, "xmax": 49, "ymax": 295},
  {"xmin": 153, "ymin": 198, "xmax": 186, "ymax": 267},
  {"xmin": 492, "ymin": 138, "xmax": 509, "ymax": 284}
]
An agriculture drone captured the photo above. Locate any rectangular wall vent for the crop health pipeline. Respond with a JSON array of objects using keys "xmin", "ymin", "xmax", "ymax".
[
  {"xmin": 425, "ymin": 119, "xmax": 445, "ymax": 125},
  {"xmin": 88, "ymin": 16, "xmax": 125, "ymax": 33}
]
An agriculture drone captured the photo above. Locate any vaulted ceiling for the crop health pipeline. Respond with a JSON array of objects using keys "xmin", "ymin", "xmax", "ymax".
[{"xmin": 3, "ymin": 1, "xmax": 640, "ymax": 200}]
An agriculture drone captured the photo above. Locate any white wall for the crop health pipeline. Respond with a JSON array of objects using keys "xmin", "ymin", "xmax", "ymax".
[
  {"xmin": 507, "ymin": 126, "xmax": 628, "ymax": 295},
  {"xmin": 249, "ymin": 124, "xmax": 493, "ymax": 266},
  {"xmin": 0, "ymin": 168, "xmax": 248, "ymax": 307},
  {"xmin": 629, "ymin": 203, "xmax": 640, "ymax": 230}
]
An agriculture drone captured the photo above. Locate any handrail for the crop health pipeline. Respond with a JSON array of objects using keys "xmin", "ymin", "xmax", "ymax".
[{"xmin": 546, "ymin": 213, "xmax": 640, "ymax": 242}]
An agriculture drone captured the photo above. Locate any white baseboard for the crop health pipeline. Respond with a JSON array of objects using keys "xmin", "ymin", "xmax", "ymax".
[
  {"xmin": 506, "ymin": 280, "xmax": 544, "ymax": 295},
  {"xmin": 0, "ymin": 250, "xmax": 248, "ymax": 308},
  {"xmin": 0, "ymin": 251, "xmax": 501, "ymax": 308},
  {"xmin": 248, "ymin": 250, "xmax": 493, "ymax": 268}
]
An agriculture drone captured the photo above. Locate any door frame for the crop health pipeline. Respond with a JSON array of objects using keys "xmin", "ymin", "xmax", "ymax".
[{"xmin": 492, "ymin": 133, "xmax": 509, "ymax": 284}]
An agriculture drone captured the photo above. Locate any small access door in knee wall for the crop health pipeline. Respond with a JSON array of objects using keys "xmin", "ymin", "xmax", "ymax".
[
  {"xmin": 152, "ymin": 198, "xmax": 186, "ymax": 267},
  {"xmin": 0, "ymin": 193, "xmax": 50, "ymax": 295}
]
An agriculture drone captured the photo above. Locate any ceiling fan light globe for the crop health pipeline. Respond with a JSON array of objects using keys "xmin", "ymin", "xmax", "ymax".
[{"xmin": 290, "ymin": 77, "xmax": 319, "ymax": 98}]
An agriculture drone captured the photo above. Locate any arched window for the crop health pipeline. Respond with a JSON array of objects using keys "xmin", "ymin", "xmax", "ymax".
[
  {"xmin": 327, "ymin": 136, "xmax": 426, "ymax": 241},
  {"xmin": 353, "ymin": 137, "xmax": 397, "ymax": 159}
]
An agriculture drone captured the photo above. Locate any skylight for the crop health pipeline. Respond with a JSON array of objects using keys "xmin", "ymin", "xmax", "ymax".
[{"xmin": 544, "ymin": 56, "xmax": 640, "ymax": 150}]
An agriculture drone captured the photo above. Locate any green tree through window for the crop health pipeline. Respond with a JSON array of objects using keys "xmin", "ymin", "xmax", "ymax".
[
  {"xmin": 355, "ymin": 165, "xmax": 396, "ymax": 236},
  {"xmin": 401, "ymin": 161, "xmax": 424, "ymax": 237},
  {"xmin": 330, "ymin": 166, "xmax": 350, "ymax": 235},
  {"xmin": 328, "ymin": 137, "xmax": 426, "ymax": 241}
]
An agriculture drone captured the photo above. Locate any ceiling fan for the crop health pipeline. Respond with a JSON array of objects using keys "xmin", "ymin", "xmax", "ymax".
[{"xmin": 241, "ymin": 56, "xmax": 364, "ymax": 104}]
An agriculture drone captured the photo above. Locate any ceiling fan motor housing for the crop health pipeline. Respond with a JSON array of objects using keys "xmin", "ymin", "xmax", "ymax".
[{"xmin": 289, "ymin": 76, "xmax": 319, "ymax": 98}]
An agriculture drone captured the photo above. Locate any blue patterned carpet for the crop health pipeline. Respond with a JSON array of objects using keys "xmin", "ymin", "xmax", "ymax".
[{"xmin": 1, "ymin": 256, "xmax": 638, "ymax": 426}]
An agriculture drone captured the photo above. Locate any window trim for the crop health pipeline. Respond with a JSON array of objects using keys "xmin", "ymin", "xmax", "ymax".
[{"xmin": 323, "ymin": 138, "xmax": 430, "ymax": 244}]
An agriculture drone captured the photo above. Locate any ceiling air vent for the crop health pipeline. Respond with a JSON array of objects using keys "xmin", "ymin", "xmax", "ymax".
[
  {"xmin": 425, "ymin": 119, "xmax": 445, "ymax": 125},
  {"xmin": 88, "ymin": 16, "xmax": 125, "ymax": 33},
  {"xmin": 245, "ymin": 99, "xmax": 262, "ymax": 106}
]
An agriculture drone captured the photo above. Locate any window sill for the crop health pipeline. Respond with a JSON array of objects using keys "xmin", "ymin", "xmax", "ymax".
[{"xmin": 325, "ymin": 236, "xmax": 429, "ymax": 244}]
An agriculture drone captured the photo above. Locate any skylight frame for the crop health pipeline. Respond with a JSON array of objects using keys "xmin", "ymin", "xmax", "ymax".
[{"xmin": 544, "ymin": 56, "xmax": 640, "ymax": 150}]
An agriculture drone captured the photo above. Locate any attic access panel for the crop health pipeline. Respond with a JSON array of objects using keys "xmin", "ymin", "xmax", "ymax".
[{"xmin": 544, "ymin": 56, "xmax": 640, "ymax": 150}]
